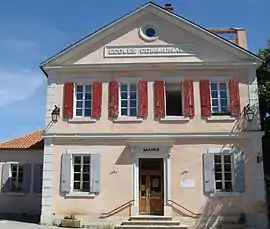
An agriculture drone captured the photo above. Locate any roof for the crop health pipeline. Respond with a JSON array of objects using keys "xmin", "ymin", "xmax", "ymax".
[
  {"xmin": 0, "ymin": 129, "xmax": 44, "ymax": 149},
  {"xmin": 40, "ymin": 1, "xmax": 263, "ymax": 75}
]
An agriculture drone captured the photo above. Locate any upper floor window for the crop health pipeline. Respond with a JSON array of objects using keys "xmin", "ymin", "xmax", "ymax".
[
  {"xmin": 214, "ymin": 154, "xmax": 233, "ymax": 191},
  {"xmin": 165, "ymin": 82, "xmax": 183, "ymax": 116},
  {"xmin": 120, "ymin": 83, "xmax": 138, "ymax": 117},
  {"xmin": 75, "ymin": 84, "xmax": 92, "ymax": 117},
  {"xmin": 210, "ymin": 82, "xmax": 229, "ymax": 115}
]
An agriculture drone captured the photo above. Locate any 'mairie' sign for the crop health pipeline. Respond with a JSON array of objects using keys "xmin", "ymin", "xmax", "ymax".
[{"xmin": 104, "ymin": 44, "xmax": 196, "ymax": 58}]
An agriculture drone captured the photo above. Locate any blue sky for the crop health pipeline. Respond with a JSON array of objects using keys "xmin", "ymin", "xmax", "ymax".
[{"xmin": 0, "ymin": 0, "xmax": 269, "ymax": 141}]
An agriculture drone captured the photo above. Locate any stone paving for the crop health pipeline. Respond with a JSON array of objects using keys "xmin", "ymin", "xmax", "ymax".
[{"xmin": 0, "ymin": 220, "xmax": 56, "ymax": 228}]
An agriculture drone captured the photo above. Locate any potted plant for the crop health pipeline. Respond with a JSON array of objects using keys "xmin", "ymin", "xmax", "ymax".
[{"xmin": 60, "ymin": 213, "xmax": 82, "ymax": 228}]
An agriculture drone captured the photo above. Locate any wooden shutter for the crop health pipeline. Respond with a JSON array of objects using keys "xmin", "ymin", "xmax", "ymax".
[
  {"xmin": 23, "ymin": 164, "xmax": 32, "ymax": 193},
  {"xmin": 60, "ymin": 154, "xmax": 72, "ymax": 193},
  {"xmin": 90, "ymin": 154, "xmax": 101, "ymax": 193},
  {"xmin": 92, "ymin": 82, "xmax": 102, "ymax": 118},
  {"xmin": 229, "ymin": 79, "xmax": 240, "ymax": 116},
  {"xmin": 63, "ymin": 82, "xmax": 74, "ymax": 119},
  {"xmin": 1, "ymin": 164, "xmax": 10, "ymax": 192},
  {"xmin": 154, "ymin": 81, "xmax": 165, "ymax": 118},
  {"xmin": 233, "ymin": 149, "xmax": 245, "ymax": 192},
  {"xmin": 203, "ymin": 153, "xmax": 215, "ymax": 193},
  {"xmin": 138, "ymin": 80, "xmax": 148, "ymax": 118},
  {"xmin": 183, "ymin": 80, "xmax": 195, "ymax": 118},
  {"xmin": 108, "ymin": 81, "xmax": 119, "ymax": 119},
  {"xmin": 33, "ymin": 164, "xmax": 43, "ymax": 193},
  {"xmin": 200, "ymin": 80, "xmax": 211, "ymax": 117}
]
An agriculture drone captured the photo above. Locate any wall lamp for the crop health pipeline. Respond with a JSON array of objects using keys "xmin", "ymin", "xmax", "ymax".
[
  {"xmin": 51, "ymin": 105, "xmax": 60, "ymax": 123},
  {"xmin": 244, "ymin": 104, "xmax": 255, "ymax": 122}
]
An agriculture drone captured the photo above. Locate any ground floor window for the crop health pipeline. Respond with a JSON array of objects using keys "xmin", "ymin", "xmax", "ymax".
[
  {"xmin": 214, "ymin": 154, "xmax": 233, "ymax": 191},
  {"xmin": 73, "ymin": 155, "xmax": 91, "ymax": 192},
  {"xmin": 10, "ymin": 164, "xmax": 24, "ymax": 192}
]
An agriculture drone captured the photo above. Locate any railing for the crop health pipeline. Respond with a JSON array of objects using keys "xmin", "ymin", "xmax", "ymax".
[
  {"xmin": 99, "ymin": 200, "xmax": 134, "ymax": 218},
  {"xmin": 168, "ymin": 200, "xmax": 202, "ymax": 218}
]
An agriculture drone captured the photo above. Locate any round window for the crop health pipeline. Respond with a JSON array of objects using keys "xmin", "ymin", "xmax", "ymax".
[{"xmin": 145, "ymin": 27, "xmax": 157, "ymax": 38}]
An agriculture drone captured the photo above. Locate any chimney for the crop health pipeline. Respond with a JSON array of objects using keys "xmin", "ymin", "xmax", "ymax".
[
  {"xmin": 235, "ymin": 28, "xmax": 247, "ymax": 49},
  {"xmin": 164, "ymin": 4, "xmax": 173, "ymax": 12}
]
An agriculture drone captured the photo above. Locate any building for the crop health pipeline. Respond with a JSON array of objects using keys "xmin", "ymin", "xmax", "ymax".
[
  {"xmin": 0, "ymin": 130, "xmax": 43, "ymax": 215},
  {"xmin": 1, "ymin": 2, "xmax": 267, "ymax": 228}
]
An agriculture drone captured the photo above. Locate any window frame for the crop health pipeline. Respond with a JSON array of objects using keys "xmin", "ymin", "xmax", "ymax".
[
  {"xmin": 73, "ymin": 83, "xmax": 93, "ymax": 118},
  {"xmin": 71, "ymin": 154, "xmax": 92, "ymax": 193},
  {"xmin": 119, "ymin": 82, "xmax": 138, "ymax": 117},
  {"xmin": 10, "ymin": 164, "xmax": 24, "ymax": 193},
  {"xmin": 164, "ymin": 81, "xmax": 185, "ymax": 117},
  {"xmin": 210, "ymin": 81, "xmax": 230, "ymax": 116},
  {"xmin": 214, "ymin": 153, "xmax": 234, "ymax": 192}
]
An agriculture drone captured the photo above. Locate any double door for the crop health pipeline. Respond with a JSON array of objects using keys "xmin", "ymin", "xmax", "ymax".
[{"xmin": 139, "ymin": 158, "xmax": 164, "ymax": 215}]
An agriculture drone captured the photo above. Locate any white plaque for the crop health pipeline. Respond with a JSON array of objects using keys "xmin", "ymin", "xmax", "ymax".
[
  {"xmin": 104, "ymin": 44, "xmax": 196, "ymax": 58},
  {"xmin": 181, "ymin": 179, "xmax": 195, "ymax": 188}
]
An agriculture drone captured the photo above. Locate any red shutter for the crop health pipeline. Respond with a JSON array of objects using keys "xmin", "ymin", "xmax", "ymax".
[
  {"xmin": 92, "ymin": 82, "xmax": 102, "ymax": 118},
  {"xmin": 154, "ymin": 81, "xmax": 165, "ymax": 118},
  {"xmin": 200, "ymin": 80, "xmax": 211, "ymax": 117},
  {"xmin": 63, "ymin": 82, "xmax": 74, "ymax": 119},
  {"xmin": 229, "ymin": 78, "xmax": 240, "ymax": 116},
  {"xmin": 108, "ymin": 81, "xmax": 119, "ymax": 119},
  {"xmin": 183, "ymin": 80, "xmax": 195, "ymax": 118},
  {"xmin": 138, "ymin": 80, "xmax": 148, "ymax": 118}
]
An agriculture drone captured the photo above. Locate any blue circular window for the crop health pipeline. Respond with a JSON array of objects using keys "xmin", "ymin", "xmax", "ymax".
[{"xmin": 145, "ymin": 27, "xmax": 156, "ymax": 37}]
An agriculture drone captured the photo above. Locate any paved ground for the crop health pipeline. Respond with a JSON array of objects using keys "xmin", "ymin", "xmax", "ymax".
[{"xmin": 0, "ymin": 220, "xmax": 56, "ymax": 229}]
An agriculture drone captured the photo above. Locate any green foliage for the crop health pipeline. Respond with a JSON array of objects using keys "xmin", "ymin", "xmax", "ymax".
[{"xmin": 257, "ymin": 39, "xmax": 270, "ymax": 131}]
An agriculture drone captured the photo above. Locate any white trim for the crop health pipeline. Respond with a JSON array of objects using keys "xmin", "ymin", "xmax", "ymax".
[
  {"xmin": 43, "ymin": 131, "xmax": 264, "ymax": 139},
  {"xmin": 207, "ymin": 147, "xmax": 233, "ymax": 154},
  {"xmin": 161, "ymin": 76, "xmax": 185, "ymax": 82},
  {"xmin": 113, "ymin": 117, "xmax": 143, "ymax": 123},
  {"xmin": 68, "ymin": 117, "xmax": 97, "ymax": 123},
  {"xmin": 160, "ymin": 116, "xmax": 190, "ymax": 122},
  {"xmin": 69, "ymin": 77, "xmax": 97, "ymax": 83},
  {"xmin": 115, "ymin": 76, "xmax": 142, "ymax": 82},
  {"xmin": 207, "ymin": 116, "xmax": 235, "ymax": 121},
  {"xmin": 139, "ymin": 22, "xmax": 159, "ymax": 42}
]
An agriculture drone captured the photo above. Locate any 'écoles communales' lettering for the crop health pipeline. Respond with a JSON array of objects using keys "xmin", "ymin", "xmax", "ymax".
[{"xmin": 108, "ymin": 47, "xmax": 183, "ymax": 55}]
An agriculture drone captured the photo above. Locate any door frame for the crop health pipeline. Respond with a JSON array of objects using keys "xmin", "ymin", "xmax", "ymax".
[{"xmin": 128, "ymin": 141, "xmax": 173, "ymax": 216}]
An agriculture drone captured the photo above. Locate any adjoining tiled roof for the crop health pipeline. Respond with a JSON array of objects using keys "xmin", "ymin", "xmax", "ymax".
[{"xmin": 0, "ymin": 129, "xmax": 44, "ymax": 149}]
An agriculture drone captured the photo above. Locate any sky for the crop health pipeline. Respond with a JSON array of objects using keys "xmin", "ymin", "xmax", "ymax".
[{"xmin": 0, "ymin": 0, "xmax": 269, "ymax": 141}]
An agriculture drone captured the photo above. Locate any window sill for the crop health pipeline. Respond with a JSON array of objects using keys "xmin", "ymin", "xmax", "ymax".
[
  {"xmin": 210, "ymin": 192, "xmax": 242, "ymax": 197},
  {"xmin": 68, "ymin": 117, "xmax": 97, "ymax": 123},
  {"xmin": 66, "ymin": 192, "xmax": 96, "ymax": 198},
  {"xmin": 160, "ymin": 116, "xmax": 190, "ymax": 122},
  {"xmin": 113, "ymin": 117, "xmax": 143, "ymax": 123},
  {"xmin": 207, "ymin": 116, "xmax": 236, "ymax": 121},
  {"xmin": 1, "ymin": 192, "xmax": 26, "ymax": 196}
]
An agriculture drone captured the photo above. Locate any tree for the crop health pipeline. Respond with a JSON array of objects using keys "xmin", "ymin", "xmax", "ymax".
[{"xmin": 257, "ymin": 39, "xmax": 270, "ymax": 132}]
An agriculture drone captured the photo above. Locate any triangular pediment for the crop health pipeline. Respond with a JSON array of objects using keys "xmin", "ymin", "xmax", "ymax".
[{"xmin": 41, "ymin": 2, "xmax": 262, "ymax": 71}]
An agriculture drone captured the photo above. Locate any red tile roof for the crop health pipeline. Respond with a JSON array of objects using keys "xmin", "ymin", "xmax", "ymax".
[{"xmin": 0, "ymin": 129, "xmax": 44, "ymax": 149}]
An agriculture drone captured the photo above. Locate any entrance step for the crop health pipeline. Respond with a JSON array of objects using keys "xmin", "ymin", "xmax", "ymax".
[{"xmin": 115, "ymin": 216, "xmax": 188, "ymax": 229}]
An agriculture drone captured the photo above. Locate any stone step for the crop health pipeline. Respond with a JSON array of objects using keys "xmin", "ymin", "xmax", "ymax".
[
  {"xmin": 122, "ymin": 220, "xmax": 180, "ymax": 226},
  {"xmin": 129, "ymin": 216, "xmax": 173, "ymax": 221},
  {"xmin": 115, "ymin": 225, "xmax": 188, "ymax": 229}
]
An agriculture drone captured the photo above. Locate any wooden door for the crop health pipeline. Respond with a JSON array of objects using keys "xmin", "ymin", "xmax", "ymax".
[{"xmin": 139, "ymin": 159, "xmax": 164, "ymax": 215}]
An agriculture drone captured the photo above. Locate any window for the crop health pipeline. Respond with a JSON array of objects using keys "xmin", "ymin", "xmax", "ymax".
[
  {"xmin": 165, "ymin": 82, "xmax": 183, "ymax": 116},
  {"xmin": 75, "ymin": 84, "xmax": 92, "ymax": 117},
  {"xmin": 10, "ymin": 164, "xmax": 23, "ymax": 192},
  {"xmin": 73, "ymin": 155, "xmax": 91, "ymax": 192},
  {"xmin": 210, "ymin": 82, "xmax": 229, "ymax": 115},
  {"xmin": 120, "ymin": 83, "xmax": 137, "ymax": 117},
  {"xmin": 214, "ymin": 154, "xmax": 233, "ymax": 192}
]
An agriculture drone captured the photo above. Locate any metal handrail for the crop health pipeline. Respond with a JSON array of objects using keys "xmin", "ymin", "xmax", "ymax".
[
  {"xmin": 168, "ymin": 199, "xmax": 202, "ymax": 217},
  {"xmin": 100, "ymin": 200, "xmax": 134, "ymax": 218}
]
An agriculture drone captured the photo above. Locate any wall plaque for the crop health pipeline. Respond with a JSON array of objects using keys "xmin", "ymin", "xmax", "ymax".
[
  {"xmin": 104, "ymin": 44, "xmax": 196, "ymax": 58},
  {"xmin": 143, "ymin": 147, "xmax": 159, "ymax": 152}
]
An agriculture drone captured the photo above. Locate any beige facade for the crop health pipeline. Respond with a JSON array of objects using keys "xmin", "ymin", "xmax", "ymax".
[{"xmin": 40, "ymin": 2, "xmax": 266, "ymax": 228}]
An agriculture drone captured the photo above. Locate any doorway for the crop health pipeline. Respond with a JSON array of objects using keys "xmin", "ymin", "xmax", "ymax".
[{"xmin": 139, "ymin": 158, "xmax": 164, "ymax": 215}]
